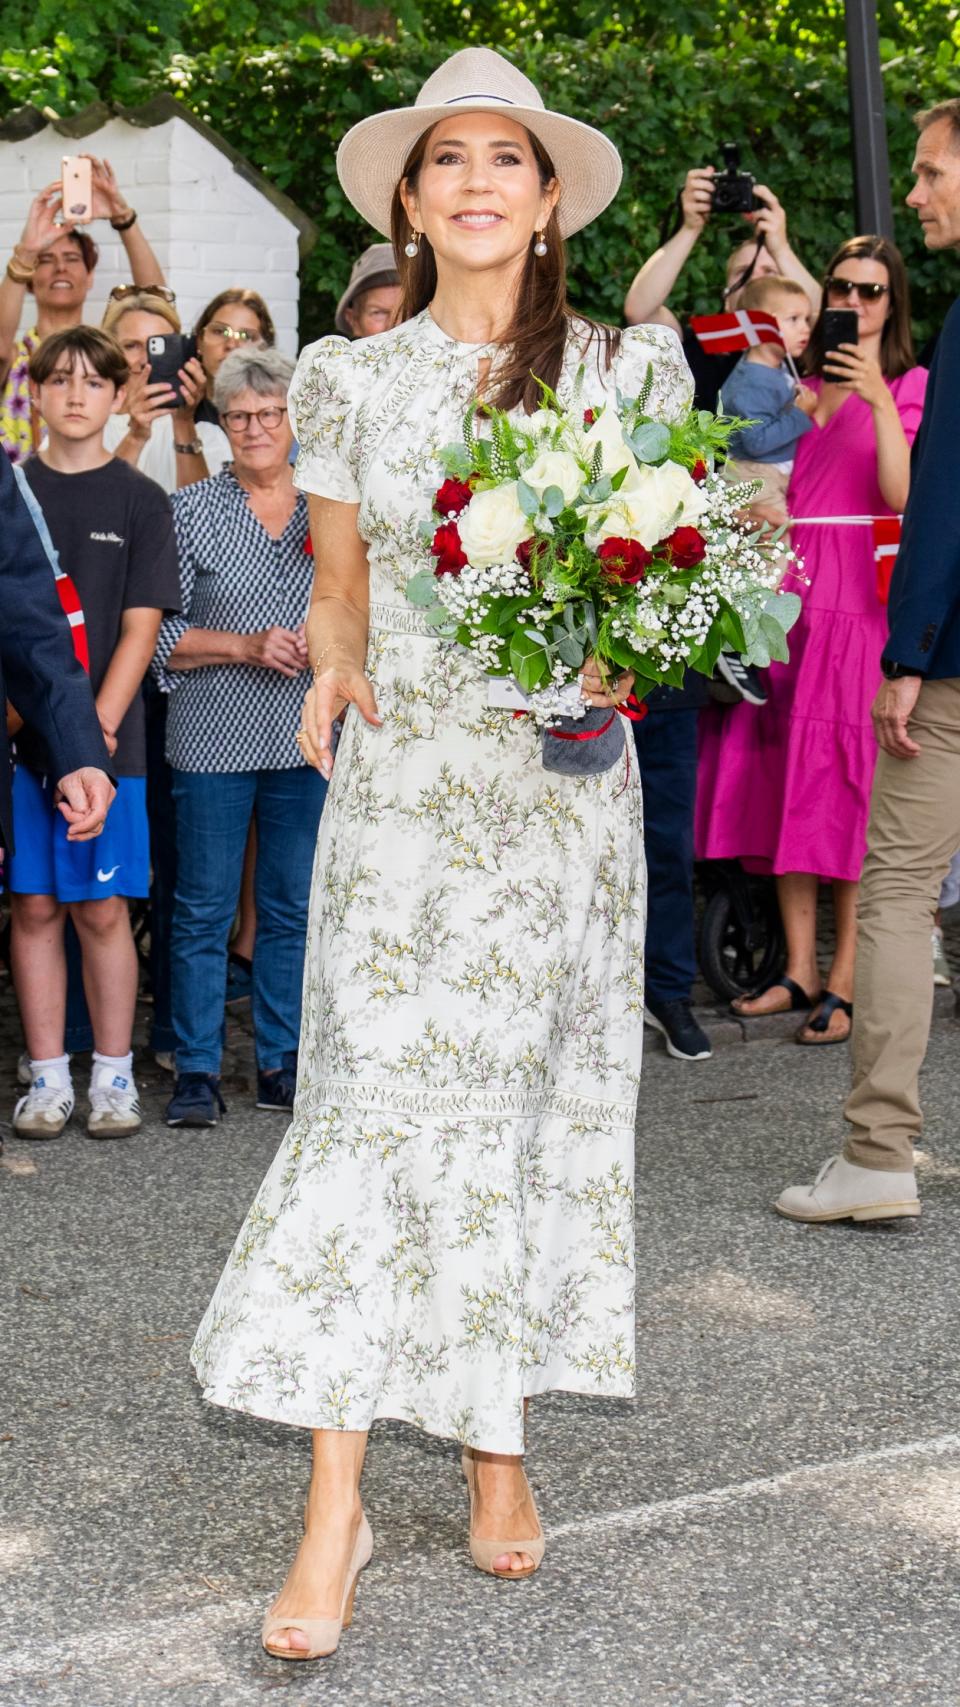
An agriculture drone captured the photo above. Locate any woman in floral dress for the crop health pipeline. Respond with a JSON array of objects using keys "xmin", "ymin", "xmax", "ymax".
[{"xmin": 191, "ymin": 47, "xmax": 693, "ymax": 1660}]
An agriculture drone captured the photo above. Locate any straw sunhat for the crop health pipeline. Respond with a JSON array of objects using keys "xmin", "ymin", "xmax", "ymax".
[
  {"xmin": 336, "ymin": 47, "xmax": 622, "ymax": 241},
  {"xmin": 334, "ymin": 242, "xmax": 400, "ymax": 334}
]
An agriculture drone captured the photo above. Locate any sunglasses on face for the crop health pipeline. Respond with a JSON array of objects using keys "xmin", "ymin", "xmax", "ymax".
[
  {"xmin": 108, "ymin": 282, "xmax": 177, "ymax": 303},
  {"xmin": 206, "ymin": 321, "xmax": 261, "ymax": 343},
  {"xmin": 825, "ymin": 277, "xmax": 889, "ymax": 302},
  {"xmin": 221, "ymin": 405, "xmax": 287, "ymax": 432}
]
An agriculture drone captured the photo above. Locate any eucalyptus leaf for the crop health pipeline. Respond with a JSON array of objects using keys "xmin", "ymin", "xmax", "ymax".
[
  {"xmin": 406, "ymin": 570, "xmax": 441, "ymax": 607},
  {"xmin": 662, "ymin": 584, "xmax": 688, "ymax": 606},
  {"xmin": 557, "ymin": 633, "xmax": 586, "ymax": 667},
  {"xmin": 766, "ymin": 590, "xmax": 802, "ymax": 632},
  {"xmin": 627, "ymin": 421, "xmax": 670, "ymax": 464},
  {"xmin": 584, "ymin": 475, "xmax": 613, "ymax": 503},
  {"xmin": 758, "ymin": 611, "xmax": 791, "ymax": 663},
  {"xmin": 542, "ymin": 484, "xmax": 566, "ymax": 518},
  {"xmin": 517, "ymin": 479, "xmax": 540, "ymax": 518}
]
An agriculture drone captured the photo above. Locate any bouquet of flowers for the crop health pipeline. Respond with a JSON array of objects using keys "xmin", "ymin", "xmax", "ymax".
[{"xmin": 405, "ymin": 366, "xmax": 800, "ymax": 775}]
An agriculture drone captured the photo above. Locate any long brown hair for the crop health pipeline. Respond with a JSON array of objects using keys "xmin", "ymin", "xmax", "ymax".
[
  {"xmin": 390, "ymin": 125, "xmax": 619, "ymax": 413},
  {"xmin": 805, "ymin": 235, "xmax": 915, "ymax": 380},
  {"xmin": 194, "ymin": 287, "xmax": 276, "ymax": 347}
]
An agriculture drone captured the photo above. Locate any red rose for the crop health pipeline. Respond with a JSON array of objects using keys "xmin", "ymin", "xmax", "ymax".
[
  {"xmin": 432, "ymin": 521, "xmax": 468, "ymax": 575},
  {"xmin": 583, "ymin": 408, "xmax": 597, "ymax": 427},
  {"xmin": 597, "ymin": 536, "xmax": 652, "ymax": 584},
  {"xmin": 662, "ymin": 526, "xmax": 707, "ymax": 568},
  {"xmin": 435, "ymin": 477, "xmax": 474, "ymax": 518},
  {"xmin": 691, "ymin": 459, "xmax": 708, "ymax": 484},
  {"xmin": 516, "ymin": 536, "xmax": 548, "ymax": 570}
]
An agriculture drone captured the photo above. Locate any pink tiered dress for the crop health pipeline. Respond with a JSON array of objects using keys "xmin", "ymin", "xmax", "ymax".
[{"xmin": 696, "ymin": 368, "xmax": 927, "ymax": 883}]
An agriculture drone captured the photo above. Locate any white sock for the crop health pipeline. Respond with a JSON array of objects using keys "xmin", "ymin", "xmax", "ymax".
[
  {"xmin": 30, "ymin": 1053, "xmax": 71, "ymax": 1089},
  {"xmin": 91, "ymin": 1050, "xmax": 135, "ymax": 1092}
]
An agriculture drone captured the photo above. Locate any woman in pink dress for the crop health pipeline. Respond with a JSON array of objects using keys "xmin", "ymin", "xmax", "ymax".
[{"xmin": 697, "ymin": 236, "xmax": 927, "ymax": 1043}]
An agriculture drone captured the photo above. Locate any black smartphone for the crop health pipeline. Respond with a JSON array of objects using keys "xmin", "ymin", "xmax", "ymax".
[
  {"xmin": 822, "ymin": 308, "xmax": 858, "ymax": 378},
  {"xmin": 146, "ymin": 333, "xmax": 198, "ymax": 406}
]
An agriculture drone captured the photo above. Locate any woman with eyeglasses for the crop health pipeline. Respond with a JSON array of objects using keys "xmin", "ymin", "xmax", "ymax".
[
  {"xmin": 153, "ymin": 346, "xmax": 326, "ymax": 1126},
  {"xmin": 101, "ymin": 287, "xmax": 231, "ymax": 494},
  {"xmin": 698, "ymin": 235, "xmax": 928, "ymax": 1046}
]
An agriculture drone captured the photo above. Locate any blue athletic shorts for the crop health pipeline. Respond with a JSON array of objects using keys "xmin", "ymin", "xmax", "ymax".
[{"xmin": 5, "ymin": 767, "xmax": 149, "ymax": 901}]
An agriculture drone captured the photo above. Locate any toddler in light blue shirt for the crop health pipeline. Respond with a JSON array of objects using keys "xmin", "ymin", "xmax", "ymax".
[{"xmin": 721, "ymin": 273, "xmax": 817, "ymax": 527}]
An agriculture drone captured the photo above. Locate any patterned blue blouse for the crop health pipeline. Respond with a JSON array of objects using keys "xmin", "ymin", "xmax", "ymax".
[{"xmin": 154, "ymin": 466, "xmax": 313, "ymax": 773}]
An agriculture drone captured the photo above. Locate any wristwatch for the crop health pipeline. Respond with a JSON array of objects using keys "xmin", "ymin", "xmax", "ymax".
[
  {"xmin": 174, "ymin": 439, "xmax": 204, "ymax": 456},
  {"xmin": 880, "ymin": 658, "xmax": 923, "ymax": 681}
]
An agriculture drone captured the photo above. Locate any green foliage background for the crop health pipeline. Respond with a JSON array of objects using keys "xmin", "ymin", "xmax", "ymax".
[{"xmin": 1, "ymin": 2, "xmax": 959, "ymax": 344}]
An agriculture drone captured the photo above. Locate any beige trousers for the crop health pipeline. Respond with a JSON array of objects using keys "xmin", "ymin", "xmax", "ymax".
[{"xmin": 844, "ymin": 678, "xmax": 960, "ymax": 1171}]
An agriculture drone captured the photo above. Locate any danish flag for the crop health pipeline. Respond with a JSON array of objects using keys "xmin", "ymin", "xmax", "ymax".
[
  {"xmin": 873, "ymin": 516, "xmax": 901, "ymax": 606},
  {"xmin": 54, "ymin": 568, "xmax": 89, "ymax": 671},
  {"xmin": 689, "ymin": 309, "xmax": 785, "ymax": 354}
]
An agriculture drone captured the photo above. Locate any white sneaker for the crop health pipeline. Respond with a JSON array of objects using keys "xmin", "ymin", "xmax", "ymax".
[
  {"xmin": 87, "ymin": 1072, "xmax": 141, "ymax": 1140},
  {"xmin": 932, "ymin": 926, "xmax": 952, "ymax": 987},
  {"xmin": 13, "ymin": 1077, "xmax": 75, "ymax": 1138},
  {"xmin": 775, "ymin": 1153, "xmax": 920, "ymax": 1223}
]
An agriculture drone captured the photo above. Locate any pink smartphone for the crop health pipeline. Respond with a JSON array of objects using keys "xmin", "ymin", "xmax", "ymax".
[{"xmin": 61, "ymin": 156, "xmax": 92, "ymax": 222}]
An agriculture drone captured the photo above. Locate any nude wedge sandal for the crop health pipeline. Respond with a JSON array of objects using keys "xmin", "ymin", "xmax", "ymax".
[
  {"xmin": 462, "ymin": 1449, "xmax": 545, "ymax": 1579},
  {"xmin": 261, "ymin": 1512, "xmax": 373, "ymax": 1661}
]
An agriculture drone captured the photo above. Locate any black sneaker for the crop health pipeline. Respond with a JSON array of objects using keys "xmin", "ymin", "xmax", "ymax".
[
  {"xmin": 165, "ymin": 1072, "xmax": 226, "ymax": 1127},
  {"xmin": 256, "ymin": 1050, "xmax": 298, "ymax": 1112},
  {"xmin": 644, "ymin": 997, "xmax": 713, "ymax": 1061},
  {"xmin": 714, "ymin": 654, "xmax": 768, "ymax": 706}
]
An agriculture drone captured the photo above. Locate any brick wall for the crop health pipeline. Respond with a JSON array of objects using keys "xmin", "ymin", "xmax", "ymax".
[{"xmin": 0, "ymin": 115, "xmax": 302, "ymax": 354}]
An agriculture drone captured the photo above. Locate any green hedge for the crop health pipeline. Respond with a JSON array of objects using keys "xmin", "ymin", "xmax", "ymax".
[{"xmin": 4, "ymin": 24, "xmax": 959, "ymax": 346}]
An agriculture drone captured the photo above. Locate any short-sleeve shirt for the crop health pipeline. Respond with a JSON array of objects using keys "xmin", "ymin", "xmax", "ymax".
[
  {"xmin": 153, "ymin": 467, "xmax": 313, "ymax": 773},
  {"xmin": 18, "ymin": 457, "xmax": 180, "ymax": 777},
  {"xmin": 0, "ymin": 327, "xmax": 41, "ymax": 466}
]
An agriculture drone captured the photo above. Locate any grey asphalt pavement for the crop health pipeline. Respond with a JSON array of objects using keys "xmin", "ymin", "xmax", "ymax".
[{"xmin": 3, "ymin": 992, "xmax": 960, "ymax": 1707}]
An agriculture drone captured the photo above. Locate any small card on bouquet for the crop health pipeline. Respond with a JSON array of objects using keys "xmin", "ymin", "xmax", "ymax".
[{"xmin": 487, "ymin": 676, "xmax": 531, "ymax": 711}]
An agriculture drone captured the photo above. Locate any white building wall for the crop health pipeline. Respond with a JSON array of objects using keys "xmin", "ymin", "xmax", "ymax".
[{"xmin": 0, "ymin": 115, "xmax": 302, "ymax": 354}]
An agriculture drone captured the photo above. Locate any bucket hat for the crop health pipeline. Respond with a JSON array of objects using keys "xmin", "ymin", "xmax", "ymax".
[
  {"xmin": 334, "ymin": 242, "xmax": 400, "ymax": 334},
  {"xmin": 336, "ymin": 47, "xmax": 622, "ymax": 241}
]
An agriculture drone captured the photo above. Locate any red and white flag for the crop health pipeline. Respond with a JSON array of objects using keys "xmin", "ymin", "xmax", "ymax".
[
  {"xmin": 54, "ymin": 567, "xmax": 89, "ymax": 672},
  {"xmin": 873, "ymin": 516, "xmax": 901, "ymax": 607},
  {"xmin": 689, "ymin": 309, "xmax": 784, "ymax": 355}
]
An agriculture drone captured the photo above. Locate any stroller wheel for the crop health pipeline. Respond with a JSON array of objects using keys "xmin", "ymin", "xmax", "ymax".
[{"xmin": 699, "ymin": 881, "xmax": 786, "ymax": 1002}]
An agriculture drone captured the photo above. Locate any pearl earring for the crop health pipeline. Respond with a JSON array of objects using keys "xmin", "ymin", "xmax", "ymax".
[
  {"xmin": 404, "ymin": 231, "xmax": 420, "ymax": 258},
  {"xmin": 533, "ymin": 230, "xmax": 548, "ymax": 257}
]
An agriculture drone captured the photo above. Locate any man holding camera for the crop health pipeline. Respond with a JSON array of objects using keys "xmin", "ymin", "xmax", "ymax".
[
  {"xmin": 624, "ymin": 156, "xmax": 821, "ymax": 411},
  {"xmin": 776, "ymin": 100, "xmax": 960, "ymax": 1223}
]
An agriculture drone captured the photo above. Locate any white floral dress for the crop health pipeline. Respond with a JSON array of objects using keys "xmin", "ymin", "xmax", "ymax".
[{"xmin": 190, "ymin": 309, "xmax": 693, "ymax": 1452}]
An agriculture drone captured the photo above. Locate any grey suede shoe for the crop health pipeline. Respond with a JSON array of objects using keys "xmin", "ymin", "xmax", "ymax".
[
  {"xmin": 775, "ymin": 1154, "xmax": 920, "ymax": 1223},
  {"xmin": 541, "ymin": 707, "xmax": 625, "ymax": 776}
]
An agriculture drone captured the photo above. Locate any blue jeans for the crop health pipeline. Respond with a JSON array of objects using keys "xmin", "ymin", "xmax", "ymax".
[
  {"xmin": 170, "ymin": 767, "xmax": 326, "ymax": 1074},
  {"xmin": 633, "ymin": 704, "xmax": 699, "ymax": 1005}
]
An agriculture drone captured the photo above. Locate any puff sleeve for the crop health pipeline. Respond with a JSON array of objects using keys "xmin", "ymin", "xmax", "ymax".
[
  {"xmin": 613, "ymin": 323, "xmax": 694, "ymax": 424},
  {"xmin": 289, "ymin": 335, "xmax": 362, "ymax": 504}
]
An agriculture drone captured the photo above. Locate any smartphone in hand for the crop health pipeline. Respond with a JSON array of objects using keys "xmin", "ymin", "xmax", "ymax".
[
  {"xmin": 822, "ymin": 308, "xmax": 859, "ymax": 379},
  {"xmin": 61, "ymin": 156, "xmax": 92, "ymax": 222},
  {"xmin": 146, "ymin": 334, "xmax": 199, "ymax": 407}
]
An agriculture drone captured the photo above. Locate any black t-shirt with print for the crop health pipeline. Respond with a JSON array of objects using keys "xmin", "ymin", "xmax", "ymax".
[{"xmin": 19, "ymin": 457, "xmax": 180, "ymax": 778}]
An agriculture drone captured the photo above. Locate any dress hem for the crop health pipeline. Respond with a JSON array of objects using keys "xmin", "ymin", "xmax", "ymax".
[{"xmin": 192, "ymin": 1368, "xmax": 637, "ymax": 1454}]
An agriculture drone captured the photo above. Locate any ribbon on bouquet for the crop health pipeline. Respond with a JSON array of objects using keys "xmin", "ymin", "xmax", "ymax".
[
  {"xmin": 788, "ymin": 513, "xmax": 903, "ymax": 606},
  {"xmin": 513, "ymin": 693, "xmax": 649, "ymax": 735}
]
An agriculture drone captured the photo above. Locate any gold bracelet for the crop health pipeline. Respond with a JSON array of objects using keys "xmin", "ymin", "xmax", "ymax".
[{"xmin": 6, "ymin": 258, "xmax": 35, "ymax": 285}]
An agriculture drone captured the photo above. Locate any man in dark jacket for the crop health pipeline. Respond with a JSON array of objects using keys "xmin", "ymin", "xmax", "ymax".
[
  {"xmin": 1, "ymin": 451, "xmax": 114, "ymax": 854},
  {"xmin": 777, "ymin": 100, "xmax": 960, "ymax": 1223}
]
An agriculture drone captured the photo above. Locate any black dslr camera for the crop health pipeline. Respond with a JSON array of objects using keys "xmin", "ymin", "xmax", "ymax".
[{"xmin": 711, "ymin": 143, "xmax": 757, "ymax": 214}]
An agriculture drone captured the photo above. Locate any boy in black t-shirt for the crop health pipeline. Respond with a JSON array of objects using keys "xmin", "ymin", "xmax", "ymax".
[{"xmin": 8, "ymin": 326, "xmax": 180, "ymax": 1140}]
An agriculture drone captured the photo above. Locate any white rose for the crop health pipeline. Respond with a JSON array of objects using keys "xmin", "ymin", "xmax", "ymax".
[
  {"xmin": 519, "ymin": 449, "xmax": 584, "ymax": 506},
  {"xmin": 582, "ymin": 407, "xmax": 640, "ymax": 482},
  {"xmin": 585, "ymin": 460, "xmax": 707, "ymax": 552},
  {"xmin": 524, "ymin": 407, "xmax": 561, "ymax": 441},
  {"xmin": 457, "ymin": 482, "xmax": 530, "ymax": 569}
]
